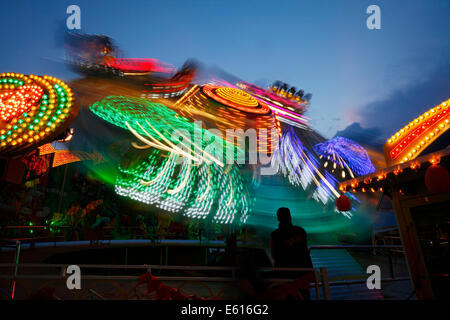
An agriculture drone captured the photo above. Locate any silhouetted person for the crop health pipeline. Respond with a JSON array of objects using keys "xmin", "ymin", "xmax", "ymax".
[{"xmin": 270, "ymin": 207, "xmax": 313, "ymax": 300}]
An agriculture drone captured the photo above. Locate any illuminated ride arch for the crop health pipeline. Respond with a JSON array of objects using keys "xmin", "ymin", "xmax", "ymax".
[{"xmin": 383, "ymin": 99, "xmax": 450, "ymax": 166}]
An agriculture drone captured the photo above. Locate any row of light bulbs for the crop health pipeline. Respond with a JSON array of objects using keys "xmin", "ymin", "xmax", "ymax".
[
  {"xmin": 0, "ymin": 73, "xmax": 74, "ymax": 151},
  {"xmin": 387, "ymin": 100, "xmax": 448, "ymax": 145}
]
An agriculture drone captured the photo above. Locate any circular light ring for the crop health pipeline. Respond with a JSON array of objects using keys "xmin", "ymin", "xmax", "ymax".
[
  {"xmin": 89, "ymin": 96, "xmax": 241, "ymax": 156},
  {"xmin": 93, "ymin": 96, "xmax": 182, "ymax": 122},
  {"xmin": 216, "ymin": 87, "xmax": 259, "ymax": 107},
  {"xmin": 0, "ymin": 85, "xmax": 44, "ymax": 121},
  {"xmin": 202, "ymin": 85, "xmax": 271, "ymax": 115},
  {"xmin": 175, "ymin": 86, "xmax": 280, "ymax": 154},
  {"xmin": 0, "ymin": 73, "xmax": 78, "ymax": 156},
  {"xmin": 90, "ymin": 96, "xmax": 204, "ymax": 142}
]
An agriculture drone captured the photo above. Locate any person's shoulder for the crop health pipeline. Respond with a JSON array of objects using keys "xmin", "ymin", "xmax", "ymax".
[{"xmin": 292, "ymin": 225, "xmax": 306, "ymax": 233}]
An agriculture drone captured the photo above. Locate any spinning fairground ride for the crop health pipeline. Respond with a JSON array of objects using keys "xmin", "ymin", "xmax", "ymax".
[{"xmin": 1, "ymin": 33, "xmax": 382, "ymax": 243}]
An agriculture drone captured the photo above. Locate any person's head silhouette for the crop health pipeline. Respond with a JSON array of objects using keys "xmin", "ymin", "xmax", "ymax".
[{"xmin": 276, "ymin": 207, "xmax": 292, "ymax": 226}]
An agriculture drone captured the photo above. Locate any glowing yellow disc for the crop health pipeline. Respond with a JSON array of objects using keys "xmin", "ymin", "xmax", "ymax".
[{"xmin": 216, "ymin": 87, "xmax": 259, "ymax": 107}]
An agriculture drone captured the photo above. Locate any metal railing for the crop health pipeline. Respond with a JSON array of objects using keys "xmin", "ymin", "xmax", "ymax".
[
  {"xmin": 0, "ymin": 261, "xmax": 329, "ymax": 300},
  {"xmin": 0, "ymin": 225, "xmax": 222, "ymax": 246},
  {"xmin": 0, "ymin": 240, "xmax": 413, "ymax": 299},
  {"xmin": 0, "ymin": 239, "xmax": 329, "ymax": 300}
]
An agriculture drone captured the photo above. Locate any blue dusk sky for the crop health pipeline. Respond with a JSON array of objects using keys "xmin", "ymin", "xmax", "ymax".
[{"xmin": 0, "ymin": 0, "xmax": 449, "ymax": 144}]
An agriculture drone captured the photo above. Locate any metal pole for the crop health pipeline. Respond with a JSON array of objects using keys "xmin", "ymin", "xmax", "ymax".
[
  {"xmin": 313, "ymin": 269, "xmax": 321, "ymax": 300},
  {"xmin": 10, "ymin": 240, "xmax": 21, "ymax": 299},
  {"xmin": 320, "ymin": 267, "xmax": 331, "ymax": 300}
]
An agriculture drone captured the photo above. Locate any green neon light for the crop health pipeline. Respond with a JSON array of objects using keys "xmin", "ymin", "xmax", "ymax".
[
  {"xmin": 115, "ymin": 149, "xmax": 252, "ymax": 224},
  {"xmin": 89, "ymin": 96, "xmax": 242, "ymax": 159}
]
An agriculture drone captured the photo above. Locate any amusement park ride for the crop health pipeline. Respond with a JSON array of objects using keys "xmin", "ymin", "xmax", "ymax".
[
  {"xmin": 0, "ymin": 31, "xmax": 448, "ymax": 300},
  {"xmin": 0, "ymin": 32, "xmax": 392, "ymax": 225}
]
